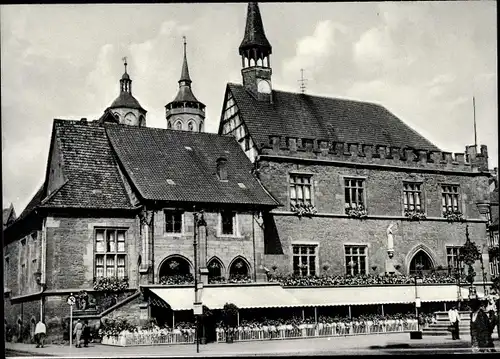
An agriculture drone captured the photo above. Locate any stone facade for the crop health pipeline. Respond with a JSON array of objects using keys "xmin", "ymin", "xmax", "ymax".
[{"xmin": 257, "ymin": 144, "xmax": 492, "ymax": 278}]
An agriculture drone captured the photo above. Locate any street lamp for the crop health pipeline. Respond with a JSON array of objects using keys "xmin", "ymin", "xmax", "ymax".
[
  {"xmin": 193, "ymin": 208, "xmax": 206, "ymax": 354},
  {"xmin": 411, "ymin": 266, "xmax": 423, "ymax": 339}
]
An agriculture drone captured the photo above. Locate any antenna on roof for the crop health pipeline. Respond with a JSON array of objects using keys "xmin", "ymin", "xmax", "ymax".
[
  {"xmin": 298, "ymin": 68, "xmax": 308, "ymax": 94},
  {"xmin": 473, "ymin": 96, "xmax": 477, "ymax": 147}
]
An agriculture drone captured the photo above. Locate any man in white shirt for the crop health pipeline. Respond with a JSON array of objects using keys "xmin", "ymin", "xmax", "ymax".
[
  {"xmin": 448, "ymin": 306, "xmax": 460, "ymax": 340},
  {"xmin": 34, "ymin": 320, "xmax": 46, "ymax": 348}
]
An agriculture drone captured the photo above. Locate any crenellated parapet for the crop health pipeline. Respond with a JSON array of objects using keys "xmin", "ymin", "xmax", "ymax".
[{"xmin": 262, "ymin": 136, "xmax": 490, "ymax": 172}]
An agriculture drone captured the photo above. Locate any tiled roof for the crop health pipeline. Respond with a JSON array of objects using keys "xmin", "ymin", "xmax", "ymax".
[
  {"xmin": 105, "ymin": 125, "xmax": 279, "ymax": 207},
  {"xmin": 172, "ymin": 85, "xmax": 201, "ymax": 104},
  {"xmin": 227, "ymin": 83, "xmax": 441, "ymax": 152},
  {"xmin": 41, "ymin": 120, "xmax": 134, "ymax": 210},
  {"xmin": 2, "ymin": 205, "xmax": 15, "ymax": 227},
  {"xmin": 109, "ymin": 92, "xmax": 145, "ymax": 111}
]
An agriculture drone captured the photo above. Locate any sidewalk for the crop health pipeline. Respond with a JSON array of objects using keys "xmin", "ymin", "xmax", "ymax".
[{"xmin": 5, "ymin": 333, "xmax": 500, "ymax": 357}]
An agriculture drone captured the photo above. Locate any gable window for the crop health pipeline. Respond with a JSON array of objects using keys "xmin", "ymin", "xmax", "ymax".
[
  {"xmin": 442, "ymin": 185, "xmax": 460, "ymax": 214},
  {"xmin": 220, "ymin": 211, "xmax": 236, "ymax": 236},
  {"xmin": 403, "ymin": 182, "xmax": 423, "ymax": 211},
  {"xmin": 216, "ymin": 158, "xmax": 228, "ymax": 181},
  {"xmin": 345, "ymin": 245, "xmax": 367, "ymax": 275},
  {"xmin": 165, "ymin": 210, "xmax": 183, "ymax": 234},
  {"xmin": 175, "ymin": 120, "xmax": 183, "ymax": 130},
  {"xmin": 345, "ymin": 178, "xmax": 365, "ymax": 209},
  {"xmin": 446, "ymin": 246, "xmax": 464, "ymax": 273},
  {"xmin": 289, "ymin": 174, "xmax": 312, "ymax": 207},
  {"xmin": 95, "ymin": 228, "xmax": 127, "ymax": 279},
  {"xmin": 292, "ymin": 244, "xmax": 317, "ymax": 276}
]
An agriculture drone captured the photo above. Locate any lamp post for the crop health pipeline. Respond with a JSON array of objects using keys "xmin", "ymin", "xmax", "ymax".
[
  {"xmin": 412, "ymin": 266, "xmax": 423, "ymax": 339},
  {"xmin": 193, "ymin": 208, "xmax": 206, "ymax": 354}
]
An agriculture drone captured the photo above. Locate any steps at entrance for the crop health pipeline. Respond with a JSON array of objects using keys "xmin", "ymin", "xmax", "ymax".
[{"xmin": 422, "ymin": 311, "xmax": 471, "ymax": 337}]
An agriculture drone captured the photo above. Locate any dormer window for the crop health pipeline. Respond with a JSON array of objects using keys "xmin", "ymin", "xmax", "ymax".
[{"xmin": 216, "ymin": 158, "xmax": 227, "ymax": 181}]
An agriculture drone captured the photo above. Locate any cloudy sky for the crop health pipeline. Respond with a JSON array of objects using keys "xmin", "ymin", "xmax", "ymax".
[{"xmin": 1, "ymin": 2, "xmax": 497, "ymax": 214}]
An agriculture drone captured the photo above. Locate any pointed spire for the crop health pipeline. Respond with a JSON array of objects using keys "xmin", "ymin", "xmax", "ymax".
[
  {"xmin": 239, "ymin": 2, "xmax": 272, "ymax": 55},
  {"xmin": 179, "ymin": 36, "xmax": 191, "ymax": 84},
  {"xmin": 121, "ymin": 56, "xmax": 130, "ymax": 80}
]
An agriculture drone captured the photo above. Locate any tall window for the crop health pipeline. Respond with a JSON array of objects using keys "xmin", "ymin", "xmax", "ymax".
[
  {"xmin": 403, "ymin": 182, "xmax": 423, "ymax": 211},
  {"xmin": 220, "ymin": 211, "xmax": 236, "ymax": 236},
  {"xmin": 446, "ymin": 246, "xmax": 464, "ymax": 272},
  {"xmin": 289, "ymin": 174, "xmax": 312, "ymax": 207},
  {"xmin": 165, "ymin": 210, "xmax": 183, "ymax": 234},
  {"xmin": 95, "ymin": 229, "xmax": 127, "ymax": 278},
  {"xmin": 442, "ymin": 185, "xmax": 460, "ymax": 214},
  {"xmin": 175, "ymin": 121, "xmax": 182, "ymax": 130},
  {"xmin": 188, "ymin": 121, "xmax": 196, "ymax": 132},
  {"xmin": 345, "ymin": 245, "xmax": 367, "ymax": 275},
  {"xmin": 292, "ymin": 245, "xmax": 317, "ymax": 276},
  {"xmin": 345, "ymin": 178, "xmax": 365, "ymax": 209}
]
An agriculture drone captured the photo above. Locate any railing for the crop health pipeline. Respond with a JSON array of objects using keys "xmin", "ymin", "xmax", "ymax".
[
  {"xmin": 216, "ymin": 319, "xmax": 418, "ymax": 342},
  {"xmin": 101, "ymin": 331, "xmax": 195, "ymax": 346}
]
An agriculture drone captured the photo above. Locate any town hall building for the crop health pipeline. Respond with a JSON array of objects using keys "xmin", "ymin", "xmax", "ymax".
[{"xmin": 3, "ymin": 2, "xmax": 497, "ymax": 343}]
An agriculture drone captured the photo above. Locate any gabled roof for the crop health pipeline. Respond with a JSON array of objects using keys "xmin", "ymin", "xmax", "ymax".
[
  {"xmin": 226, "ymin": 83, "xmax": 441, "ymax": 152},
  {"xmin": 105, "ymin": 124, "xmax": 279, "ymax": 207},
  {"xmin": 40, "ymin": 120, "xmax": 134, "ymax": 210},
  {"xmin": 2, "ymin": 204, "xmax": 16, "ymax": 227}
]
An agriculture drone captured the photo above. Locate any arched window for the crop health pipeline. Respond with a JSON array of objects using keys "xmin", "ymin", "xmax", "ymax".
[
  {"xmin": 188, "ymin": 120, "xmax": 196, "ymax": 132},
  {"xmin": 409, "ymin": 250, "xmax": 434, "ymax": 275},
  {"xmin": 229, "ymin": 257, "xmax": 250, "ymax": 281},
  {"xmin": 175, "ymin": 120, "xmax": 183, "ymax": 130},
  {"xmin": 216, "ymin": 158, "xmax": 227, "ymax": 181},
  {"xmin": 207, "ymin": 257, "xmax": 225, "ymax": 283},
  {"xmin": 139, "ymin": 115, "xmax": 146, "ymax": 127},
  {"xmin": 158, "ymin": 255, "xmax": 193, "ymax": 284},
  {"xmin": 167, "ymin": 121, "xmax": 172, "ymax": 129}
]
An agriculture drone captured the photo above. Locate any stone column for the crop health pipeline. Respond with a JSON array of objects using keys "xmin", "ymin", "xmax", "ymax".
[
  {"xmin": 196, "ymin": 212, "xmax": 209, "ymax": 285},
  {"xmin": 139, "ymin": 209, "xmax": 154, "ymax": 284}
]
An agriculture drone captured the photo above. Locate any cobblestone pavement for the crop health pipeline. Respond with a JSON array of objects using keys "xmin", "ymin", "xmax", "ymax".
[{"xmin": 5, "ymin": 333, "xmax": 500, "ymax": 357}]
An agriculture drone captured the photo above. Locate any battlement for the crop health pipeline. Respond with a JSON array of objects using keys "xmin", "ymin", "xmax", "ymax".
[{"xmin": 261, "ymin": 136, "xmax": 490, "ymax": 172}]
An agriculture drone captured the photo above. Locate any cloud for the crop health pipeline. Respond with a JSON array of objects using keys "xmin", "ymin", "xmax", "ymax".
[{"xmin": 283, "ymin": 21, "xmax": 347, "ymax": 78}]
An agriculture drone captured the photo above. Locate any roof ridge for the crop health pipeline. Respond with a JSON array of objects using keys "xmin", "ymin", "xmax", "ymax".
[
  {"xmin": 104, "ymin": 123, "xmax": 235, "ymax": 140},
  {"xmin": 227, "ymin": 82, "xmax": 386, "ymax": 108}
]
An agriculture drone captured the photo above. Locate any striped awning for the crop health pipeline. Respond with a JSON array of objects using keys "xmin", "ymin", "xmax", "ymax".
[{"xmin": 284, "ymin": 285, "xmax": 473, "ymax": 307}]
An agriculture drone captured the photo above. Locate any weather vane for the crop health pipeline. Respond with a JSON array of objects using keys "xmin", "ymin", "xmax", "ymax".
[
  {"xmin": 298, "ymin": 68, "xmax": 308, "ymax": 94},
  {"xmin": 122, "ymin": 56, "xmax": 128, "ymax": 73}
]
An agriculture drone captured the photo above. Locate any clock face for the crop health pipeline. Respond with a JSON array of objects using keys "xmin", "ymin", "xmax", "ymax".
[{"xmin": 257, "ymin": 79, "xmax": 271, "ymax": 94}]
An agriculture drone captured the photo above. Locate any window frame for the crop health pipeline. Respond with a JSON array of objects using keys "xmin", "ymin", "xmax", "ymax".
[
  {"xmin": 344, "ymin": 244, "xmax": 368, "ymax": 276},
  {"xmin": 288, "ymin": 172, "xmax": 314, "ymax": 209},
  {"xmin": 218, "ymin": 211, "xmax": 239, "ymax": 237},
  {"xmin": 164, "ymin": 209, "xmax": 184, "ymax": 235},
  {"xmin": 291, "ymin": 243, "xmax": 319, "ymax": 277},
  {"xmin": 94, "ymin": 228, "xmax": 128, "ymax": 279},
  {"xmin": 402, "ymin": 181, "xmax": 425, "ymax": 213},
  {"xmin": 445, "ymin": 245, "xmax": 465, "ymax": 272},
  {"xmin": 441, "ymin": 184, "xmax": 461, "ymax": 215},
  {"xmin": 343, "ymin": 176, "xmax": 367, "ymax": 210}
]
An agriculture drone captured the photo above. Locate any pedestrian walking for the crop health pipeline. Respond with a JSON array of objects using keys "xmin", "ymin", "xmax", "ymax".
[
  {"xmin": 34, "ymin": 320, "xmax": 46, "ymax": 348},
  {"xmin": 448, "ymin": 305, "xmax": 460, "ymax": 340},
  {"xmin": 82, "ymin": 320, "xmax": 90, "ymax": 347},
  {"xmin": 470, "ymin": 298, "xmax": 490, "ymax": 352},
  {"xmin": 486, "ymin": 306, "xmax": 496, "ymax": 352},
  {"xmin": 73, "ymin": 319, "xmax": 83, "ymax": 348}
]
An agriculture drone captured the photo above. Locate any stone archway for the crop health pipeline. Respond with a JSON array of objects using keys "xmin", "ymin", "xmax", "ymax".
[
  {"xmin": 158, "ymin": 255, "xmax": 193, "ymax": 284},
  {"xmin": 228, "ymin": 256, "xmax": 250, "ymax": 279},
  {"xmin": 408, "ymin": 250, "xmax": 435, "ymax": 275},
  {"xmin": 207, "ymin": 257, "xmax": 225, "ymax": 283}
]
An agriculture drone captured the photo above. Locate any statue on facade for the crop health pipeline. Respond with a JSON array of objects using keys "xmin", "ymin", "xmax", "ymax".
[{"xmin": 386, "ymin": 223, "xmax": 397, "ymax": 258}]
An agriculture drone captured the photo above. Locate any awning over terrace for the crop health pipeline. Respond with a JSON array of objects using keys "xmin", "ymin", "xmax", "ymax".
[
  {"xmin": 148, "ymin": 283, "xmax": 303, "ymax": 311},
  {"xmin": 284, "ymin": 285, "xmax": 474, "ymax": 307}
]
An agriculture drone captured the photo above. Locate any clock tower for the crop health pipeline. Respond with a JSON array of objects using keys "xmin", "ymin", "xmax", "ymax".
[
  {"xmin": 106, "ymin": 58, "xmax": 147, "ymax": 126},
  {"xmin": 239, "ymin": 2, "xmax": 273, "ymax": 102},
  {"xmin": 165, "ymin": 37, "xmax": 206, "ymax": 132}
]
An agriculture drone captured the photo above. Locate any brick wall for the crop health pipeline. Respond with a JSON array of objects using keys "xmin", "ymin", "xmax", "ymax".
[
  {"xmin": 45, "ymin": 215, "xmax": 139, "ymax": 290},
  {"xmin": 152, "ymin": 210, "xmax": 265, "ymax": 281},
  {"xmin": 258, "ymin": 158, "xmax": 491, "ymax": 279}
]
